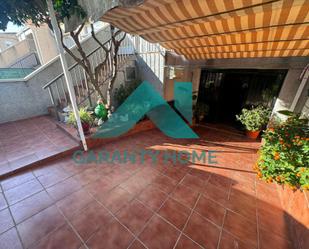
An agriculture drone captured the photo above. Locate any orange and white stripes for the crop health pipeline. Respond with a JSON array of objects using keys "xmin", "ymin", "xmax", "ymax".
[{"xmin": 102, "ymin": 0, "xmax": 309, "ymax": 59}]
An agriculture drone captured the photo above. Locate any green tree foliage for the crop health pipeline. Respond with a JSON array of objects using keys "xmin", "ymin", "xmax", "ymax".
[{"xmin": 0, "ymin": 0, "xmax": 85, "ymax": 31}]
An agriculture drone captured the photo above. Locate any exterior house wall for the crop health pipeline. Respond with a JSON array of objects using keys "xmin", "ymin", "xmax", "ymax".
[
  {"xmin": 272, "ymin": 69, "xmax": 304, "ymax": 117},
  {"xmin": 26, "ymin": 23, "xmax": 59, "ymax": 65},
  {"xmin": 0, "ymin": 60, "xmax": 60, "ymax": 123},
  {"xmin": 0, "ymin": 39, "xmax": 37, "ymax": 68},
  {"xmin": 164, "ymin": 66, "xmax": 201, "ymax": 102},
  {"xmin": 135, "ymin": 37, "xmax": 165, "ymax": 96}
]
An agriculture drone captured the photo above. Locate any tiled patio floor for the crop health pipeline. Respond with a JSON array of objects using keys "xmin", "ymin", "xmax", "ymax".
[
  {"xmin": 0, "ymin": 127, "xmax": 296, "ymax": 249},
  {"xmin": 0, "ymin": 116, "xmax": 79, "ymax": 176}
]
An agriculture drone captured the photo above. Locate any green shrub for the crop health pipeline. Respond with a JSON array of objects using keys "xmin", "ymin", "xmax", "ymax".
[
  {"xmin": 67, "ymin": 108, "xmax": 93, "ymax": 126},
  {"xmin": 256, "ymin": 113, "xmax": 309, "ymax": 190},
  {"xmin": 236, "ymin": 105, "xmax": 271, "ymax": 131}
]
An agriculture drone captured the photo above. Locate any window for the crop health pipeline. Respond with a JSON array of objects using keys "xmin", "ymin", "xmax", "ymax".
[{"xmin": 125, "ymin": 66, "xmax": 136, "ymax": 81}]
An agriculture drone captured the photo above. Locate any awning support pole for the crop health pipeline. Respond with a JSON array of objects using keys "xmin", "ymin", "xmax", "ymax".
[{"xmin": 46, "ymin": 0, "xmax": 88, "ymax": 151}]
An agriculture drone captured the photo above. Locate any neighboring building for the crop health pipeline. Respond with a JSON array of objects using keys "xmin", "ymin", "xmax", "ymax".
[{"xmin": 0, "ymin": 32, "xmax": 19, "ymax": 52}]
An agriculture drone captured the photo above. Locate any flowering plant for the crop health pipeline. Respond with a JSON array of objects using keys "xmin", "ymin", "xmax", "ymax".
[
  {"xmin": 255, "ymin": 112, "xmax": 309, "ymax": 190},
  {"xmin": 236, "ymin": 105, "xmax": 271, "ymax": 131}
]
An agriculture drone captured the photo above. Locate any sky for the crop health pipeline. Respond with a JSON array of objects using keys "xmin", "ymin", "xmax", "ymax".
[{"xmin": 0, "ymin": 22, "xmax": 25, "ymax": 33}]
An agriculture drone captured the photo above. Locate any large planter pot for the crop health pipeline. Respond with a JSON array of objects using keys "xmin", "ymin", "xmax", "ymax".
[{"xmin": 246, "ymin": 130, "xmax": 260, "ymax": 139}]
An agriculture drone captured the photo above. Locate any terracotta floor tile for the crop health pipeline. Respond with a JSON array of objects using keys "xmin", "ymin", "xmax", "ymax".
[
  {"xmin": 259, "ymin": 228, "xmax": 294, "ymax": 249},
  {"xmin": 0, "ymin": 125, "xmax": 301, "ymax": 248},
  {"xmin": 70, "ymin": 201, "xmax": 112, "ymax": 241},
  {"xmin": 46, "ymin": 177, "xmax": 81, "ymax": 201},
  {"xmin": 170, "ymin": 184, "xmax": 199, "ymax": 208},
  {"xmin": 152, "ymin": 174, "xmax": 177, "ymax": 194},
  {"xmin": 33, "ymin": 163, "xmax": 64, "ymax": 177},
  {"xmin": 139, "ymin": 215, "xmax": 180, "ymax": 249},
  {"xmin": 73, "ymin": 168, "xmax": 100, "ymax": 186},
  {"xmin": 184, "ymin": 212, "xmax": 220, "ymax": 249},
  {"xmin": 203, "ymin": 181, "xmax": 229, "ymax": 205},
  {"xmin": 0, "ymin": 162, "xmax": 10, "ymax": 176},
  {"xmin": 38, "ymin": 171, "xmax": 71, "ymax": 188},
  {"xmin": 158, "ymin": 197, "xmax": 191, "ymax": 230},
  {"xmin": 85, "ymin": 177, "xmax": 116, "ymax": 197},
  {"xmin": 175, "ymin": 235, "xmax": 203, "ymax": 249},
  {"xmin": 17, "ymin": 205, "xmax": 65, "ymax": 248},
  {"xmin": 0, "ymin": 228, "xmax": 23, "ymax": 249},
  {"xmin": 194, "ymin": 195, "xmax": 226, "ymax": 226},
  {"xmin": 180, "ymin": 173, "xmax": 206, "ymax": 192},
  {"xmin": 188, "ymin": 168, "xmax": 212, "ymax": 181},
  {"xmin": 128, "ymin": 240, "xmax": 147, "ymax": 249},
  {"xmin": 98, "ymin": 186, "xmax": 134, "ymax": 213},
  {"xmin": 0, "ymin": 208, "xmax": 14, "ymax": 234},
  {"xmin": 9, "ymin": 153, "xmax": 39, "ymax": 170},
  {"xmin": 136, "ymin": 168, "xmax": 160, "ymax": 183},
  {"xmin": 208, "ymin": 174, "xmax": 232, "ymax": 193},
  {"xmin": 223, "ymin": 210, "xmax": 258, "ymax": 247},
  {"xmin": 116, "ymin": 199, "xmax": 153, "ymax": 235},
  {"xmin": 218, "ymin": 231, "xmax": 257, "ymax": 249},
  {"xmin": 31, "ymin": 224, "xmax": 82, "ymax": 249},
  {"xmin": 56, "ymin": 189, "xmax": 94, "ymax": 219},
  {"xmin": 4, "ymin": 178, "xmax": 43, "ymax": 205},
  {"xmin": 87, "ymin": 218, "xmax": 134, "ymax": 249},
  {"xmin": 1, "ymin": 171, "xmax": 35, "ymax": 191},
  {"xmin": 227, "ymin": 191, "xmax": 257, "ymax": 221},
  {"xmin": 256, "ymin": 183, "xmax": 281, "ymax": 208},
  {"xmin": 0, "ymin": 193, "xmax": 8, "ymax": 211},
  {"xmin": 258, "ymin": 207, "xmax": 291, "ymax": 239},
  {"xmin": 163, "ymin": 167, "xmax": 187, "ymax": 182},
  {"xmin": 120, "ymin": 175, "xmax": 149, "ymax": 196},
  {"xmin": 10, "ymin": 190, "xmax": 53, "ymax": 224},
  {"xmin": 137, "ymin": 184, "xmax": 168, "ymax": 211},
  {"xmin": 230, "ymin": 178, "xmax": 256, "ymax": 195}
]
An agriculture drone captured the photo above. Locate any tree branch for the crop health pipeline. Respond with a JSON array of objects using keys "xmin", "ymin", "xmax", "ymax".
[
  {"xmin": 90, "ymin": 23, "xmax": 110, "ymax": 54},
  {"xmin": 58, "ymin": 22, "xmax": 89, "ymax": 74}
]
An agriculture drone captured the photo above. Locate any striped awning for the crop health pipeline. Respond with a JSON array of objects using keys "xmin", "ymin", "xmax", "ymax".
[{"xmin": 101, "ymin": 0, "xmax": 309, "ymax": 60}]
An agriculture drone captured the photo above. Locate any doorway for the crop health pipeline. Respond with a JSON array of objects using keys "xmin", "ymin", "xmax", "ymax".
[{"xmin": 197, "ymin": 69, "xmax": 287, "ymax": 128}]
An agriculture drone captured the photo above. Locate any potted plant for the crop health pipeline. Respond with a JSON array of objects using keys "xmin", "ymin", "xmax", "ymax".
[
  {"xmin": 194, "ymin": 102, "xmax": 209, "ymax": 123},
  {"xmin": 68, "ymin": 108, "xmax": 94, "ymax": 135},
  {"xmin": 236, "ymin": 105, "xmax": 271, "ymax": 139}
]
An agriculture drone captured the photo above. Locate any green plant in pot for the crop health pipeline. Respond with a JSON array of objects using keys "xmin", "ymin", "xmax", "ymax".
[
  {"xmin": 236, "ymin": 105, "xmax": 271, "ymax": 139},
  {"xmin": 194, "ymin": 102, "xmax": 209, "ymax": 123},
  {"xmin": 68, "ymin": 108, "xmax": 94, "ymax": 135}
]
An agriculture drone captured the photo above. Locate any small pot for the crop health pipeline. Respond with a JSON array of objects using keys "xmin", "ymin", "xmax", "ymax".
[
  {"xmin": 82, "ymin": 122, "xmax": 90, "ymax": 135},
  {"xmin": 246, "ymin": 130, "xmax": 260, "ymax": 139}
]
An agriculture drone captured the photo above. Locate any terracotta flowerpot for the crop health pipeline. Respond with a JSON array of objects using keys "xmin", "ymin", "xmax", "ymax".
[
  {"xmin": 82, "ymin": 122, "xmax": 90, "ymax": 135},
  {"xmin": 246, "ymin": 130, "xmax": 260, "ymax": 139}
]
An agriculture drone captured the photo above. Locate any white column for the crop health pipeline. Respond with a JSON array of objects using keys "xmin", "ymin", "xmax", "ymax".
[
  {"xmin": 46, "ymin": 0, "xmax": 88, "ymax": 151},
  {"xmin": 290, "ymin": 65, "xmax": 309, "ymax": 111}
]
